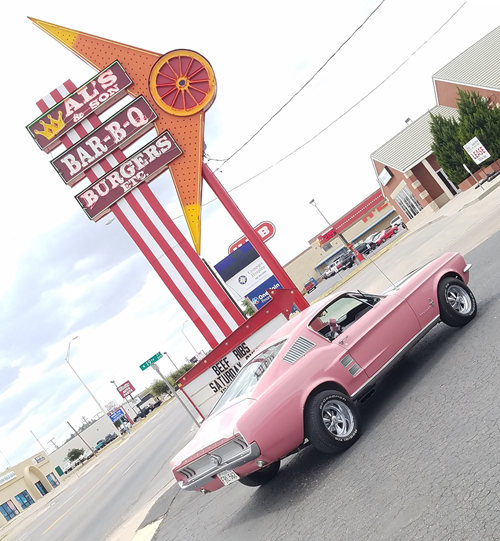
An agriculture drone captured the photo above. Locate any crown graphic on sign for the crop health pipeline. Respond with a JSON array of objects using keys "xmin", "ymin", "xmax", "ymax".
[{"xmin": 34, "ymin": 111, "xmax": 65, "ymax": 140}]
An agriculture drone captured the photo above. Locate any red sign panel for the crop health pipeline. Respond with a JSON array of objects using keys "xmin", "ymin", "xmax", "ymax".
[
  {"xmin": 27, "ymin": 61, "xmax": 132, "ymax": 153},
  {"xmin": 76, "ymin": 131, "xmax": 182, "ymax": 221},
  {"xmin": 317, "ymin": 190, "xmax": 386, "ymax": 245},
  {"xmin": 228, "ymin": 221, "xmax": 276, "ymax": 254},
  {"xmin": 117, "ymin": 380, "xmax": 135, "ymax": 398},
  {"xmin": 51, "ymin": 96, "xmax": 157, "ymax": 186}
]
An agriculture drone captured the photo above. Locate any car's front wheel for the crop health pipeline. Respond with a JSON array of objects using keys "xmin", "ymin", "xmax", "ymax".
[
  {"xmin": 305, "ymin": 390, "xmax": 361, "ymax": 454},
  {"xmin": 238, "ymin": 460, "xmax": 280, "ymax": 487},
  {"xmin": 438, "ymin": 277, "xmax": 477, "ymax": 327}
]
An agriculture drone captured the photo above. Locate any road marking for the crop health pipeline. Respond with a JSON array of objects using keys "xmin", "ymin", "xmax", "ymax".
[{"xmin": 42, "ymin": 431, "xmax": 155, "ymax": 535}]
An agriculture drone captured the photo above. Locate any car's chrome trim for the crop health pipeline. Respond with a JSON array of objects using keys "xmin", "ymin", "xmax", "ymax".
[
  {"xmin": 352, "ymin": 316, "xmax": 440, "ymax": 399},
  {"xmin": 177, "ymin": 441, "xmax": 261, "ymax": 491},
  {"xmin": 463, "ymin": 263, "xmax": 472, "ymax": 273}
]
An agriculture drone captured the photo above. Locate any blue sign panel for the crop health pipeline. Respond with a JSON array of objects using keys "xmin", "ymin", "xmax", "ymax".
[
  {"xmin": 246, "ymin": 275, "xmax": 282, "ymax": 310},
  {"xmin": 214, "ymin": 242, "xmax": 259, "ymax": 281},
  {"xmin": 109, "ymin": 408, "xmax": 125, "ymax": 422}
]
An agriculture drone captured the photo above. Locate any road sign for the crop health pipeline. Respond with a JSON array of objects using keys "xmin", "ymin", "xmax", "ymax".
[
  {"xmin": 117, "ymin": 380, "xmax": 135, "ymax": 398},
  {"xmin": 139, "ymin": 351, "xmax": 163, "ymax": 371},
  {"xmin": 109, "ymin": 408, "xmax": 125, "ymax": 422}
]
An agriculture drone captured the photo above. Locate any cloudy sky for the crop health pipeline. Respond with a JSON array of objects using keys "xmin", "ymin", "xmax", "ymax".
[{"xmin": 1, "ymin": 0, "xmax": 499, "ymax": 467}]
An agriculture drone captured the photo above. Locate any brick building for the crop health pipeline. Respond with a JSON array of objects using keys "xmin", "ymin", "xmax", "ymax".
[{"xmin": 371, "ymin": 25, "xmax": 500, "ymax": 225}]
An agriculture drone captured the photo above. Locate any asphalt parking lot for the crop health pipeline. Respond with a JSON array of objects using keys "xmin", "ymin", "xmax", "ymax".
[{"xmin": 138, "ymin": 181, "xmax": 500, "ymax": 541}]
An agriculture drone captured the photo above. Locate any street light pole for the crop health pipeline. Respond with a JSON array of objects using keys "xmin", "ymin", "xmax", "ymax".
[
  {"xmin": 181, "ymin": 321, "xmax": 198, "ymax": 356},
  {"xmin": 65, "ymin": 336, "xmax": 108, "ymax": 418},
  {"xmin": 162, "ymin": 351, "xmax": 179, "ymax": 371},
  {"xmin": 309, "ymin": 199, "xmax": 351, "ymax": 248}
]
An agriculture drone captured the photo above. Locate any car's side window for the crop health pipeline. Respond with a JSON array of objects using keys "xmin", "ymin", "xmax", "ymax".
[{"xmin": 309, "ymin": 295, "xmax": 380, "ymax": 341}]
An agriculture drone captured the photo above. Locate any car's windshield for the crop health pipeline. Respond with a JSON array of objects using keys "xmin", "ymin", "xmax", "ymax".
[{"xmin": 210, "ymin": 340, "xmax": 286, "ymax": 414}]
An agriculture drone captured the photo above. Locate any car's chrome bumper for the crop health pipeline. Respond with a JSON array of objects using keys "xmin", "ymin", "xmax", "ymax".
[{"xmin": 177, "ymin": 441, "xmax": 261, "ymax": 491}]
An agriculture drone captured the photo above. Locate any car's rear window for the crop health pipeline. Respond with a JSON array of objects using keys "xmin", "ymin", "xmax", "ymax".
[{"xmin": 211, "ymin": 340, "xmax": 286, "ymax": 414}]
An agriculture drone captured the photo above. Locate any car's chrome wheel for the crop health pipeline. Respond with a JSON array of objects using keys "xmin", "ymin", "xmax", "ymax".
[
  {"xmin": 321, "ymin": 399, "xmax": 354, "ymax": 437},
  {"xmin": 305, "ymin": 390, "xmax": 361, "ymax": 453},
  {"xmin": 445, "ymin": 284, "xmax": 473, "ymax": 314},
  {"xmin": 438, "ymin": 277, "xmax": 477, "ymax": 327}
]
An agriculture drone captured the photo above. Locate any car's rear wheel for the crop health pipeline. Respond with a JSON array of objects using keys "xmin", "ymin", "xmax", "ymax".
[
  {"xmin": 305, "ymin": 390, "xmax": 361, "ymax": 454},
  {"xmin": 438, "ymin": 277, "xmax": 477, "ymax": 327},
  {"xmin": 238, "ymin": 460, "xmax": 280, "ymax": 487}
]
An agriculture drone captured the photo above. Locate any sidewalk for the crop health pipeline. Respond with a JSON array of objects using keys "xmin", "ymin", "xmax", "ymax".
[{"xmin": 409, "ymin": 173, "xmax": 500, "ymax": 231}]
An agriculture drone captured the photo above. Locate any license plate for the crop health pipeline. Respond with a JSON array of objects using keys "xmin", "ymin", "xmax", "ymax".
[{"xmin": 217, "ymin": 469, "xmax": 239, "ymax": 486}]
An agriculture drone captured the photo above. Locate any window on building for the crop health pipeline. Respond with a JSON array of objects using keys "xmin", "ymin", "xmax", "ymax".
[
  {"xmin": 0, "ymin": 500, "xmax": 20, "ymax": 522},
  {"xmin": 394, "ymin": 187, "xmax": 423, "ymax": 219},
  {"xmin": 46, "ymin": 472, "xmax": 60, "ymax": 488},
  {"xmin": 35, "ymin": 481, "xmax": 48, "ymax": 496},
  {"xmin": 15, "ymin": 491, "xmax": 35, "ymax": 510}
]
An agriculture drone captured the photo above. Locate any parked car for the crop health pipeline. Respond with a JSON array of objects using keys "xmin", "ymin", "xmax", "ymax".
[
  {"xmin": 171, "ymin": 252, "xmax": 476, "ymax": 493},
  {"xmin": 104, "ymin": 433, "xmax": 118, "ymax": 444},
  {"xmin": 304, "ymin": 277, "xmax": 317, "ymax": 294},
  {"xmin": 323, "ymin": 265, "xmax": 337, "ymax": 279},
  {"xmin": 335, "ymin": 251, "xmax": 356, "ymax": 271},
  {"xmin": 354, "ymin": 241, "xmax": 376, "ymax": 256},
  {"xmin": 390, "ymin": 215, "xmax": 406, "ymax": 229},
  {"xmin": 95, "ymin": 439, "xmax": 106, "ymax": 451},
  {"xmin": 374, "ymin": 225, "xmax": 398, "ymax": 245},
  {"xmin": 151, "ymin": 400, "xmax": 162, "ymax": 409},
  {"xmin": 364, "ymin": 232, "xmax": 380, "ymax": 245},
  {"xmin": 83, "ymin": 450, "xmax": 95, "ymax": 461}
]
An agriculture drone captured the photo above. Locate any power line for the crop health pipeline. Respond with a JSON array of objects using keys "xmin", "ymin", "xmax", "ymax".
[
  {"xmin": 203, "ymin": 2, "xmax": 466, "ymax": 199},
  {"xmin": 171, "ymin": 1, "xmax": 466, "ymax": 223},
  {"xmin": 213, "ymin": 0, "xmax": 387, "ymax": 172}
]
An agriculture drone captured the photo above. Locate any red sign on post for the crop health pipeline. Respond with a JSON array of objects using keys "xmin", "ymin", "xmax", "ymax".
[
  {"xmin": 26, "ymin": 61, "xmax": 132, "ymax": 153},
  {"xmin": 51, "ymin": 96, "xmax": 157, "ymax": 186},
  {"xmin": 228, "ymin": 221, "xmax": 276, "ymax": 254},
  {"xmin": 117, "ymin": 381, "xmax": 135, "ymax": 398},
  {"xmin": 76, "ymin": 131, "xmax": 182, "ymax": 221}
]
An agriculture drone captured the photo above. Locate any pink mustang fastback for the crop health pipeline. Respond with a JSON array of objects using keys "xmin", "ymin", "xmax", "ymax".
[{"xmin": 171, "ymin": 252, "xmax": 476, "ymax": 492}]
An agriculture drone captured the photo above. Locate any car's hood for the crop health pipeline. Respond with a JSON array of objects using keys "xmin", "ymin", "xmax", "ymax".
[{"xmin": 171, "ymin": 397, "xmax": 255, "ymax": 468}]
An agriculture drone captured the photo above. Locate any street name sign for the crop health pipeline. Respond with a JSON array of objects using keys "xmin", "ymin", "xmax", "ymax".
[{"xmin": 139, "ymin": 351, "xmax": 163, "ymax": 371}]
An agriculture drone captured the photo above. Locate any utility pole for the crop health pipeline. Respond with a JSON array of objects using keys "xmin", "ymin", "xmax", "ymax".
[
  {"xmin": 150, "ymin": 363, "xmax": 200, "ymax": 427},
  {"xmin": 67, "ymin": 421, "xmax": 94, "ymax": 455},
  {"xmin": 0, "ymin": 448, "xmax": 11, "ymax": 468},
  {"xmin": 30, "ymin": 429, "xmax": 48, "ymax": 454},
  {"xmin": 47, "ymin": 438, "xmax": 59, "ymax": 451}
]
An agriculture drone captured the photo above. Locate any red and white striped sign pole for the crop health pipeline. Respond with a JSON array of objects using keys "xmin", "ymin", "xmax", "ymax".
[{"xmin": 37, "ymin": 82, "xmax": 245, "ymax": 348}]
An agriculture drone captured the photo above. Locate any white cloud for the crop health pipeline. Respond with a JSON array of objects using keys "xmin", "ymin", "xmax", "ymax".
[{"xmin": 2, "ymin": 0, "xmax": 499, "ymax": 466}]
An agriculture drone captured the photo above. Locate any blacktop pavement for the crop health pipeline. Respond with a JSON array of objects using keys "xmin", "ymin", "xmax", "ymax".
[
  {"xmin": 130, "ymin": 171, "xmax": 500, "ymax": 541},
  {"xmin": 2, "ymin": 174, "xmax": 499, "ymax": 541}
]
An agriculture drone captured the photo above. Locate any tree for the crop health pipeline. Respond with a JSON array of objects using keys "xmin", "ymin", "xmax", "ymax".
[
  {"xmin": 150, "ymin": 379, "xmax": 171, "ymax": 397},
  {"xmin": 241, "ymin": 298, "xmax": 257, "ymax": 317},
  {"xmin": 430, "ymin": 89, "xmax": 500, "ymax": 184},
  {"xmin": 66, "ymin": 448, "xmax": 84, "ymax": 462},
  {"xmin": 457, "ymin": 88, "xmax": 500, "ymax": 162},
  {"xmin": 167, "ymin": 363, "xmax": 194, "ymax": 388},
  {"xmin": 430, "ymin": 113, "xmax": 472, "ymax": 184}
]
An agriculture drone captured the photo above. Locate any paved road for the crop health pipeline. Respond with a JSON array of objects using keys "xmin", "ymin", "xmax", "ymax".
[
  {"xmin": 8, "ymin": 401, "xmax": 192, "ymax": 541},
  {"xmin": 152, "ymin": 230, "xmax": 500, "ymax": 541}
]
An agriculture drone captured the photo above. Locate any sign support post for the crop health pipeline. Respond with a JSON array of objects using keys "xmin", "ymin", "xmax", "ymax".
[
  {"xmin": 202, "ymin": 163, "xmax": 309, "ymax": 310},
  {"xmin": 150, "ymin": 363, "xmax": 200, "ymax": 427},
  {"xmin": 462, "ymin": 163, "xmax": 485, "ymax": 191}
]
